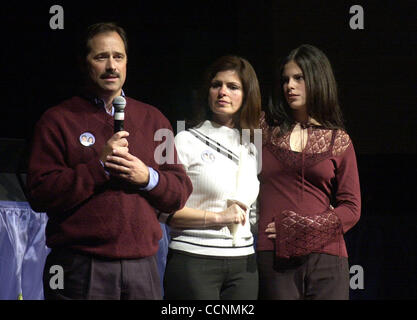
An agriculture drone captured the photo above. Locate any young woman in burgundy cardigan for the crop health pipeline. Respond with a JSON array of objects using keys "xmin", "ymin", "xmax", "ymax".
[{"xmin": 257, "ymin": 44, "xmax": 361, "ymax": 299}]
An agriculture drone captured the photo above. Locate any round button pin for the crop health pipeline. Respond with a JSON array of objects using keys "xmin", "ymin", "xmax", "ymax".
[
  {"xmin": 201, "ymin": 150, "xmax": 215, "ymax": 163},
  {"xmin": 79, "ymin": 132, "xmax": 95, "ymax": 146}
]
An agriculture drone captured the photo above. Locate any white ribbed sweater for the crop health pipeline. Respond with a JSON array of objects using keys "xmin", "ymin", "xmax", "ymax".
[{"xmin": 163, "ymin": 120, "xmax": 259, "ymax": 257}]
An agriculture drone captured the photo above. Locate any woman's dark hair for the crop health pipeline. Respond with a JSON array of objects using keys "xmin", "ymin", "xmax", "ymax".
[
  {"xmin": 267, "ymin": 44, "xmax": 344, "ymax": 134},
  {"xmin": 188, "ymin": 55, "xmax": 261, "ymax": 140}
]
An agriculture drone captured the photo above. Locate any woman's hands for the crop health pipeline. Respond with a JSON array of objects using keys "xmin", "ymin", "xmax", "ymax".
[
  {"xmin": 265, "ymin": 222, "xmax": 276, "ymax": 239},
  {"xmin": 216, "ymin": 203, "xmax": 247, "ymax": 225}
]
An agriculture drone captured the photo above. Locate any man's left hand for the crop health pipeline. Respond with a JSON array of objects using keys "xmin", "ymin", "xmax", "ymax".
[{"xmin": 104, "ymin": 149, "xmax": 150, "ymax": 187}]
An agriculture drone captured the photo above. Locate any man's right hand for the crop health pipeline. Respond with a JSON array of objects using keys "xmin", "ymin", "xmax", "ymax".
[{"xmin": 99, "ymin": 131, "xmax": 129, "ymax": 163}]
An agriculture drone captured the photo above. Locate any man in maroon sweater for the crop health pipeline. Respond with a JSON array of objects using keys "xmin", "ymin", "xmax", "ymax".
[{"xmin": 26, "ymin": 22, "xmax": 192, "ymax": 299}]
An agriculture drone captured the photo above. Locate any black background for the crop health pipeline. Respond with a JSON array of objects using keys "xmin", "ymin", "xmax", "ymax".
[
  {"xmin": 1, "ymin": 0, "xmax": 416, "ymax": 299},
  {"xmin": 1, "ymin": 0, "xmax": 415, "ymax": 154}
]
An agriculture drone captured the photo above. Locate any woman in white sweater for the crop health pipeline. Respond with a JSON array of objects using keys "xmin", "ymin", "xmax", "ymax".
[{"xmin": 161, "ymin": 55, "xmax": 262, "ymax": 299}]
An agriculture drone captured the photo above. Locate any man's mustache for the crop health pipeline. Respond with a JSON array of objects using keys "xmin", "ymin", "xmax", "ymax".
[{"xmin": 100, "ymin": 72, "xmax": 120, "ymax": 79}]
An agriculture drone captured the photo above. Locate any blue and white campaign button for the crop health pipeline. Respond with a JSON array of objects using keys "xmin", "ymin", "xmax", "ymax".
[
  {"xmin": 201, "ymin": 150, "xmax": 215, "ymax": 163},
  {"xmin": 79, "ymin": 132, "xmax": 95, "ymax": 146}
]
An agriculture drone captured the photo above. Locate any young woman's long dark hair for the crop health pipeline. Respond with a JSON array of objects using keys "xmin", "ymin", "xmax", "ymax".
[
  {"xmin": 267, "ymin": 44, "xmax": 345, "ymax": 134},
  {"xmin": 187, "ymin": 55, "xmax": 261, "ymax": 141}
]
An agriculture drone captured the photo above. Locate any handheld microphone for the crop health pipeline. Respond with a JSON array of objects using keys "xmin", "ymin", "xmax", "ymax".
[{"xmin": 113, "ymin": 96, "xmax": 126, "ymax": 133}]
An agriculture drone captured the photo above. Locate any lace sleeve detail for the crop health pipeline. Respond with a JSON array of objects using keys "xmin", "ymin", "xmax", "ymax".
[
  {"xmin": 332, "ymin": 130, "xmax": 351, "ymax": 157},
  {"xmin": 275, "ymin": 209, "xmax": 342, "ymax": 258}
]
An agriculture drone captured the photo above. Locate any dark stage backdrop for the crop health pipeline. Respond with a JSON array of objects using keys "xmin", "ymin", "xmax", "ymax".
[
  {"xmin": 1, "ymin": 1, "xmax": 415, "ymax": 300},
  {"xmin": 2, "ymin": 1, "xmax": 416, "ymax": 155}
]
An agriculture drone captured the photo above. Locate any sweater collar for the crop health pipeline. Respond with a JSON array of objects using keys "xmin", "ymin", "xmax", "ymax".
[
  {"xmin": 80, "ymin": 89, "xmax": 126, "ymax": 116},
  {"xmin": 198, "ymin": 120, "xmax": 239, "ymax": 134},
  {"xmin": 196, "ymin": 120, "xmax": 241, "ymax": 147}
]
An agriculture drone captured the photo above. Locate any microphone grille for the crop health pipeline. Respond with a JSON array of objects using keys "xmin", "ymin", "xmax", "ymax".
[{"xmin": 113, "ymin": 96, "xmax": 126, "ymax": 111}]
